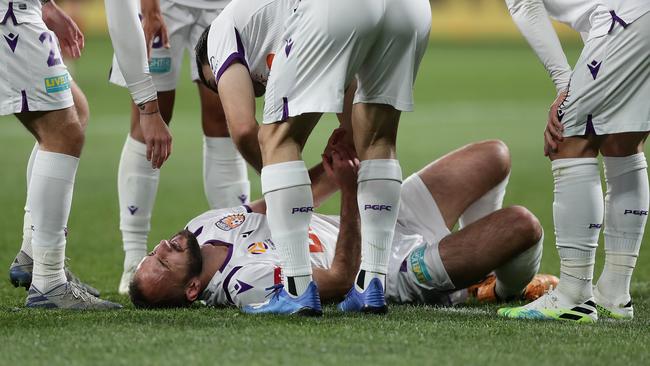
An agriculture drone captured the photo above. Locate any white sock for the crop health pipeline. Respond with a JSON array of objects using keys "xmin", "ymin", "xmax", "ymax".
[
  {"xmin": 19, "ymin": 143, "xmax": 39, "ymax": 258},
  {"xmin": 356, "ymin": 159, "xmax": 402, "ymax": 290},
  {"xmin": 203, "ymin": 136, "xmax": 250, "ymax": 209},
  {"xmin": 118, "ymin": 135, "xmax": 160, "ymax": 270},
  {"xmin": 597, "ymin": 153, "xmax": 648, "ymax": 305},
  {"xmin": 552, "ymin": 158, "xmax": 603, "ymax": 303},
  {"xmin": 262, "ymin": 161, "xmax": 313, "ymax": 297},
  {"xmin": 495, "ymin": 230, "xmax": 543, "ymax": 299},
  {"xmin": 459, "ymin": 175, "xmax": 509, "ymax": 228},
  {"xmin": 29, "ymin": 151, "xmax": 78, "ymax": 291}
]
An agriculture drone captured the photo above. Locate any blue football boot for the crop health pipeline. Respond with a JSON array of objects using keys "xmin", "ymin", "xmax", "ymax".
[
  {"xmin": 243, "ymin": 282, "xmax": 322, "ymax": 316},
  {"xmin": 338, "ymin": 277, "xmax": 388, "ymax": 314}
]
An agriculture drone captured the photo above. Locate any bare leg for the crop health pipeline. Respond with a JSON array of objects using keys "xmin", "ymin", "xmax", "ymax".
[
  {"xmin": 416, "ymin": 140, "xmax": 511, "ymax": 230},
  {"xmin": 198, "ymin": 83, "xmax": 250, "ymax": 208},
  {"xmin": 439, "ymin": 206, "xmax": 543, "ymax": 288}
]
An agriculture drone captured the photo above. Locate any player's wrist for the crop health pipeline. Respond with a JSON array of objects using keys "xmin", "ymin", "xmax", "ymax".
[{"xmin": 138, "ymin": 100, "xmax": 160, "ymax": 115}]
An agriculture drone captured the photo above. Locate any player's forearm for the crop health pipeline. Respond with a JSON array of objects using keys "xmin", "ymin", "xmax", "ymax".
[
  {"xmin": 506, "ymin": 0, "xmax": 572, "ymax": 93},
  {"xmin": 314, "ymin": 187, "xmax": 360, "ymax": 300},
  {"xmin": 230, "ymin": 124, "xmax": 263, "ymax": 173},
  {"xmin": 105, "ymin": 0, "xmax": 157, "ymax": 105}
]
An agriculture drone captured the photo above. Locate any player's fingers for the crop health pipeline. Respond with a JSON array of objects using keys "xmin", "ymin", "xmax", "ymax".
[
  {"xmin": 322, "ymin": 155, "xmax": 334, "ymax": 176},
  {"xmin": 544, "ymin": 129, "xmax": 558, "ymax": 153},
  {"xmin": 76, "ymin": 29, "xmax": 85, "ymax": 50},
  {"xmin": 146, "ymin": 139, "xmax": 153, "ymax": 163},
  {"xmin": 546, "ymin": 122, "xmax": 563, "ymax": 142},
  {"xmin": 161, "ymin": 24, "xmax": 171, "ymax": 49}
]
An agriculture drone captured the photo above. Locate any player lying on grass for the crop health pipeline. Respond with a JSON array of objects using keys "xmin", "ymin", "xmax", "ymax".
[{"xmin": 128, "ymin": 134, "xmax": 557, "ymax": 312}]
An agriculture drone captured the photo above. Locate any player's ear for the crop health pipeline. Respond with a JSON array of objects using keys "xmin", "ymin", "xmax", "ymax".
[{"xmin": 185, "ymin": 277, "xmax": 202, "ymax": 302}]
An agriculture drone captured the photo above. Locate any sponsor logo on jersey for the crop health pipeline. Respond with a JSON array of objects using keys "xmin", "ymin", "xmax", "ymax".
[
  {"xmin": 364, "ymin": 204, "xmax": 392, "ymax": 211},
  {"xmin": 234, "ymin": 280, "xmax": 253, "ymax": 295},
  {"xmin": 44, "ymin": 74, "xmax": 70, "ymax": 93},
  {"xmin": 4, "ymin": 32, "xmax": 18, "ymax": 53},
  {"xmin": 291, "ymin": 206, "xmax": 313, "ymax": 214},
  {"xmin": 247, "ymin": 241, "xmax": 269, "ymax": 255},
  {"xmin": 149, "ymin": 57, "xmax": 171, "ymax": 73},
  {"xmin": 588, "ymin": 223, "xmax": 603, "ymax": 229},
  {"xmin": 624, "ymin": 209, "xmax": 648, "ymax": 216},
  {"xmin": 216, "ymin": 214, "xmax": 246, "ymax": 231},
  {"xmin": 241, "ymin": 230, "xmax": 255, "ymax": 238}
]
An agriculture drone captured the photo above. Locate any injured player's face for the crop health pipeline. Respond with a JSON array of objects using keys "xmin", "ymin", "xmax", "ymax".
[{"xmin": 129, "ymin": 230, "xmax": 203, "ymax": 308}]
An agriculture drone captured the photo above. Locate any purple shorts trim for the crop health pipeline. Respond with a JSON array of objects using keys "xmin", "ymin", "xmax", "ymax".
[
  {"xmin": 281, "ymin": 97, "xmax": 289, "ymax": 121},
  {"xmin": 20, "ymin": 90, "xmax": 29, "ymax": 113}
]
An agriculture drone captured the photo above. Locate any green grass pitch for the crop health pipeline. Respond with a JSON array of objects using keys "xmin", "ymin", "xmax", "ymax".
[{"xmin": 1, "ymin": 37, "xmax": 649, "ymax": 365}]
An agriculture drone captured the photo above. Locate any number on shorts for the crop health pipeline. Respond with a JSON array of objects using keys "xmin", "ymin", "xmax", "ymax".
[{"xmin": 39, "ymin": 32, "xmax": 62, "ymax": 67}]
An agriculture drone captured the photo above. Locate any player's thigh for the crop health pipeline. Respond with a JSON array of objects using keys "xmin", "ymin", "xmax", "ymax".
[
  {"xmin": 416, "ymin": 140, "xmax": 510, "ymax": 229},
  {"xmin": 548, "ymin": 135, "xmax": 601, "ymax": 160},
  {"xmin": 439, "ymin": 206, "xmax": 541, "ymax": 288},
  {"xmin": 16, "ymin": 106, "xmax": 83, "ymax": 156},
  {"xmin": 258, "ymin": 114, "xmax": 322, "ymax": 165},
  {"xmin": 197, "ymin": 82, "xmax": 228, "ymax": 137},
  {"xmin": 71, "ymin": 81, "xmax": 89, "ymax": 131},
  {"xmin": 600, "ymin": 131, "xmax": 649, "ymax": 157}
]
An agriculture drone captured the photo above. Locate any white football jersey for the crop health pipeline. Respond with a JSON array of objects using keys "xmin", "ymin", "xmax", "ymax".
[
  {"xmin": 170, "ymin": 0, "xmax": 230, "ymax": 10},
  {"xmin": 206, "ymin": 0, "xmax": 296, "ymax": 88},
  {"xmin": 189, "ymin": 206, "xmax": 431, "ymax": 307},
  {"xmin": 187, "ymin": 206, "xmax": 339, "ymax": 307}
]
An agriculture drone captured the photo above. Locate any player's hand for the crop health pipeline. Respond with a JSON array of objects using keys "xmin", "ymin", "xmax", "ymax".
[
  {"xmin": 323, "ymin": 143, "xmax": 359, "ymax": 193},
  {"xmin": 139, "ymin": 101, "xmax": 172, "ymax": 169},
  {"xmin": 141, "ymin": 0, "xmax": 170, "ymax": 59},
  {"xmin": 323, "ymin": 128, "xmax": 347, "ymax": 157},
  {"xmin": 41, "ymin": 1, "xmax": 84, "ymax": 59},
  {"xmin": 544, "ymin": 90, "xmax": 567, "ymax": 156}
]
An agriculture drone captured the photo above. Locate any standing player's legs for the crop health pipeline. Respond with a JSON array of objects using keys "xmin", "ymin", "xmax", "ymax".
[
  {"xmin": 16, "ymin": 106, "xmax": 120, "ymax": 309},
  {"xmin": 595, "ymin": 132, "xmax": 649, "ymax": 319},
  {"xmin": 253, "ymin": 115, "xmax": 322, "ymax": 313},
  {"xmin": 346, "ymin": 103, "xmax": 403, "ymax": 310},
  {"xmin": 10, "ymin": 83, "xmax": 100, "ymax": 296},
  {"xmin": 117, "ymin": 92, "xmax": 174, "ymax": 294},
  {"xmin": 198, "ymin": 67, "xmax": 250, "ymax": 209}
]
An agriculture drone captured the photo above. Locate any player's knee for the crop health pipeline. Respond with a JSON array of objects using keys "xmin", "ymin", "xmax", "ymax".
[
  {"xmin": 65, "ymin": 120, "xmax": 86, "ymax": 150},
  {"xmin": 506, "ymin": 206, "xmax": 542, "ymax": 244},
  {"xmin": 481, "ymin": 139, "xmax": 511, "ymax": 180}
]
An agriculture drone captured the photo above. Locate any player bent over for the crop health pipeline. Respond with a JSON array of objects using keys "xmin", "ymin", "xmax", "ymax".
[
  {"xmin": 108, "ymin": 0, "xmax": 250, "ymax": 295},
  {"xmin": 500, "ymin": 0, "xmax": 650, "ymax": 322},
  {"xmin": 198, "ymin": 0, "xmax": 432, "ymax": 315},
  {"xmin": 2, "ymin": 0, "xmax": 120, "ymax": 308},
  {"xmin": 127, "ymin": 137, "xmax": 558, "ymax": 311}
]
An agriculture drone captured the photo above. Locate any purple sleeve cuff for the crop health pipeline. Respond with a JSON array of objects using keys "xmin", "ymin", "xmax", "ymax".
[{"xmin": 215, "ymin": 27, "xmax": 249, "ymax": 84}]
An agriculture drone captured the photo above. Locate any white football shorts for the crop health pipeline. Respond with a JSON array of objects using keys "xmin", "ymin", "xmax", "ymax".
[
  {"xmin": 386, "ymin": 173, "xmax": 456, "ymax": 305},
  {"xmin": 559, "ymin": 12, "xmax": 650, "ymax": 137},
  {"xmin": 0, "ymin": 1, "xmax": 73, "ymax": 115},
  {"xmin": 109, "ymin": 0, "xmax": 223, "ymax": 92},
  {"xmin": 262, "ymin": 0, "xmax": 432, "ymax": 123}
]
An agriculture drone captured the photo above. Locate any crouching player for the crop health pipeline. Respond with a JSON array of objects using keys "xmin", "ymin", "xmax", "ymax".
[{"xmin": 127, "ymin": 135, "xmax": 557, "ymax": 312}]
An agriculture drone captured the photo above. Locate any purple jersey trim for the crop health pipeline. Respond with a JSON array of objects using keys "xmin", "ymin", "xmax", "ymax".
[
  {"xmin": 0, "ymin": 2, "xmax": 17, "ymax": 26},
  {"xmin": 608, "ymin": 10, "xmax": 629, "ymax": 33},
  {"xmin": 203, "ymin": 240, "xmax": 234, "ymax": 273},
  {"xmin": 243, "ymin": 205, "xmax": 253, "ymax": 213},
  {"xmin": 222, "ymin": 265, "xmax": 243, "ymax": 305},
  {"xmin": 20, "ymin": 90, "xmax": 29, "ymax": 112},
  {"xmin": 281, "ymin": 97, "xmax": 289, "ymax": 121},
  {"xmin": 215, "ymin": 28, "xmax": 249, "ymax": 83},
  {"xmin": 192, "ymin": 226, "xmax": 204, "ymax": 237}
]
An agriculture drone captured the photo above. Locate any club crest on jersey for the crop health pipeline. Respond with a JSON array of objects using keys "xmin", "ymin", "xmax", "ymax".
[
  {"xmin": 216, "ymin": 214, "xmax": 246, "ymax": 231},
  {"xmin": 247, "ymin": 242, "xmax": 269, "ymax": 255}
]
